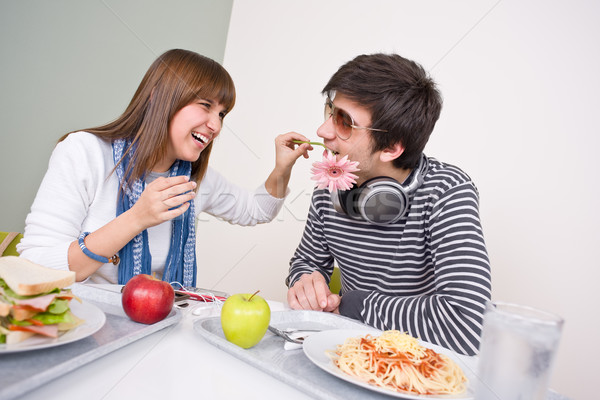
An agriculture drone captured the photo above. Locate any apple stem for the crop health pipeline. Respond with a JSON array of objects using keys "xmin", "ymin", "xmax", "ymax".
[{"xmin": 248, "ymin": 290, "xmax": 260, "ymax": 301}]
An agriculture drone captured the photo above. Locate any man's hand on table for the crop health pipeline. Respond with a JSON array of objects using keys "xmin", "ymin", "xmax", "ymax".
[{"xmin": 287, "ymin": 271, "xmax": 340, "ymax": 313}]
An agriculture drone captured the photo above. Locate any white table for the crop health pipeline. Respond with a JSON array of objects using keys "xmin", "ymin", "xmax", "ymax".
[
  {"xmin": 19, "ymin": 298, "xmax": 311, "ymax": 400},
  {"xmin": 14, "ymin": 285, "xmax": 570, "ymax": 400}
]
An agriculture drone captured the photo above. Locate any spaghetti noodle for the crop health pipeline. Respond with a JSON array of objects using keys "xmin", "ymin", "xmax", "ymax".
[{"xmin": 328, "ymin": 330, "xmax": 467, "ymax": 395}]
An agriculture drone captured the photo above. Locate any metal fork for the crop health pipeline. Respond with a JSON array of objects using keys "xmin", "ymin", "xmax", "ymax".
[{"xmin": 267, "ymin": 326, "xmax": 320, "ymax": 344}]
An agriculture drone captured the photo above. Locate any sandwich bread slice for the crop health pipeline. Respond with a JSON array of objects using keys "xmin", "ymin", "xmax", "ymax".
[{"xmin": 0, "ymin": 256, "xmax": 83, "ymax": 345}]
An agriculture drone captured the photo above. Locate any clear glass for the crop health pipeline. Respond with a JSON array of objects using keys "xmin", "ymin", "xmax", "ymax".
[{"xmin": 475, "ymin": 301, "xmax": 564, "ymax": 400}]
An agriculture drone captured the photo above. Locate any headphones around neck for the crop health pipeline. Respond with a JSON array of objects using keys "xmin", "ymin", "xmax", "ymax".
[{"xmin": 331, "ymin": 154, "xmax": 429, "ymax": 225}]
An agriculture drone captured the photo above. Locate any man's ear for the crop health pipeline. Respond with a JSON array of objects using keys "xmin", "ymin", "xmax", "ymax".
[{"xmin": 379, "ymin": 142, "xmax": 405, "ymax": 162}]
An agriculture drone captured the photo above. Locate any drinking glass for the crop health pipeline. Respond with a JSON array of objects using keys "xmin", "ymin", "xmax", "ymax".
[{"xmin": 474, "ymin": 301, "xmax": 564, "ymax": 400}]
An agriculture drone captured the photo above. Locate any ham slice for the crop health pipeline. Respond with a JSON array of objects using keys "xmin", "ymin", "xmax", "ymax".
[
  {"xmin": 9, "ymin": 323, "xmax": 59, "ymax": 338},
  {"xmin": 12, "ymin": 293, "xmax": 57, "ymax": 311}
]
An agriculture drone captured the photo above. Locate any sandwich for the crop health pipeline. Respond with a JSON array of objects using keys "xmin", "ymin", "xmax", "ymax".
[{"xmin": 0, "ymin": 256, "xmax": 83, "ymax": 345}]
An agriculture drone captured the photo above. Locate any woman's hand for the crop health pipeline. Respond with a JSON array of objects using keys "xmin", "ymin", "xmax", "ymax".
[
  {"xmin": 274, "ymin": 132, "xmax": 313, "ymax": 169},
  {"xmin": 67, "ymin": 175, "xmax": 196, "ymax": 281},
  {"xmin": 129, "ymin": 175, "xmax": 197, "ymax": 230},
  {"xmin": 265, "ymin": 132, "xmax": 314, "ymax": 198}
]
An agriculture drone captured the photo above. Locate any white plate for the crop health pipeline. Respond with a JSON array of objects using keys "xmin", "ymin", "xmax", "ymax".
[
  {"xmin": 303, "ymin": 329, "xmax": 475, "ymax": 399},
  {"xmin": 0, "ymin": 300, "xmax": 106, "ymax": 353}
]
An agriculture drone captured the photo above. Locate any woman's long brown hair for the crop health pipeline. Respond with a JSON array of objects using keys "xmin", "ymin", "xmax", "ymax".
[{"xmin": 60, "ymin": 49, "xmax": 236, "ymax": 187}]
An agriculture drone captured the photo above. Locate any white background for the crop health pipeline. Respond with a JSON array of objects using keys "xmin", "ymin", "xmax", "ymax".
[{"xmin": 195, "ymin": 1, "xmax": 600, "ymax": 398}]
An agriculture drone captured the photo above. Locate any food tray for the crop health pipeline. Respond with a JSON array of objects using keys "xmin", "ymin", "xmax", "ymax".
[
  {"xmin": 194, "ymin": 310, "xmax": 570, "ymax": 400},
  {"xmin": 0, "ymin": 283, "xmax": 181, "ymax": 400},
  {"xmin": 194, "ymin": 310, "xmax": 468, "ymax": 399}
]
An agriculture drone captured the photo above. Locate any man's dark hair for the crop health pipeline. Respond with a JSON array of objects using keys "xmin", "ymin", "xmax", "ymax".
[{"xmin": 323, "ymin": 53, "xmax": 442, "ymax": 169}]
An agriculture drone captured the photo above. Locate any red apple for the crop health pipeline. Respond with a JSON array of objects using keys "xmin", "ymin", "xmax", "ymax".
[{"xmin": 121, "ymin": 274, "xmax": 174, "ymax": 324}]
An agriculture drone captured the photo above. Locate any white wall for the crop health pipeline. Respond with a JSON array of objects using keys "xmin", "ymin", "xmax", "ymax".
[{"xmin": 196, "ymin": 1, "xmax": 600, "ymax": 398}]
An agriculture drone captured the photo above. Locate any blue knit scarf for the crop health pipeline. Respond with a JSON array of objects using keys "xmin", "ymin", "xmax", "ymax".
[{"xmin": 112, "ymin": 139, "xmax": 197, "ymax": 286}]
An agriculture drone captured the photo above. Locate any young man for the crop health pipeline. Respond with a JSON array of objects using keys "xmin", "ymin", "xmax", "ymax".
[{"xmin": 286, "ymin": 53, "xmax": 491, "ymax": 356}]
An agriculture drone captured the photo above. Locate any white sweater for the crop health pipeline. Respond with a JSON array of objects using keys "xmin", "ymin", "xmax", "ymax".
[{"xmin": 18, "ymin": 131, "xmax": 285, "ymax": 284}]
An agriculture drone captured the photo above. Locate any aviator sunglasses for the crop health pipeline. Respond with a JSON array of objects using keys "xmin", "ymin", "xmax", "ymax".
[{"xmin": 324, "ymin": 97, "xmax": 388, "ymax": 141}]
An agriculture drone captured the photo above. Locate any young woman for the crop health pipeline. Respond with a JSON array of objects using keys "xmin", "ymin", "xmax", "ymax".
[{"xmin": 17, "ymin": 49, "xmax": 311, "ymax": 287}]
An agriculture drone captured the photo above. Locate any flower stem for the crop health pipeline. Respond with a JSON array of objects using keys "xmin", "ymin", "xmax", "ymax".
[{"xmin": 293, "ymin": 140, "xmax": 332, "ymax": 152}]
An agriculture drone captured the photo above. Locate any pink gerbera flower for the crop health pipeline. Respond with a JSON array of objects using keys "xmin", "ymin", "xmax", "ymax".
[{"xmin": 311, "ymin": 151, "xmax": 360, "ymax": 192}]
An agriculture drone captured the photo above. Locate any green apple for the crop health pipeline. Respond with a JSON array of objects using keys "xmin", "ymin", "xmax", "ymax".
[{"xmin": 220, "ymin": 290, "xmax": 270, "ymax": 349}]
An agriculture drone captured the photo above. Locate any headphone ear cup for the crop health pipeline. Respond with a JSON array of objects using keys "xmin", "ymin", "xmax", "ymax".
[
  {"xmin": 331, "ymin": 188, "xmax": 364, "ymax": 220},
  {"xmin": 331, "ymin": 189, "xmax": 346, "ymax": 215},
  {"xmin": 343, "ymin": 188, "xmax": 364, "ymax": 219},
  {"xmin": 356, "ymin": 180, "xmax": 409, "ymax": 225}
]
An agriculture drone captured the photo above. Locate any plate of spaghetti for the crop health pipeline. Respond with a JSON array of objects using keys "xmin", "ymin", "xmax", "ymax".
[{"xmin": 303, "ymin": 329, "xmax": 474, "ymax": 399}]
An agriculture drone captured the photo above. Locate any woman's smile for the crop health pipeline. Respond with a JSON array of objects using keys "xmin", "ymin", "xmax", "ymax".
[{"xmin": 191, "ymin": 130, "xmax": 211, "ymax": 147}]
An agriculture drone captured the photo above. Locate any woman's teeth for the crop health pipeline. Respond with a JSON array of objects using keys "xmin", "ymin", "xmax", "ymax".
[{"xmin": 192, "ymin": 131, "xmax": 209, "ymax": 144}]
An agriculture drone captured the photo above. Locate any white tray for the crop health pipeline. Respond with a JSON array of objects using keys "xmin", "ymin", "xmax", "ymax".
[
  {"xmin": 195, "ymin": 310, "xmax": 413, "ymax": 400},
  {"xmin": 195, "ymin": 310, "xmax": 570, "ymax": 400}
]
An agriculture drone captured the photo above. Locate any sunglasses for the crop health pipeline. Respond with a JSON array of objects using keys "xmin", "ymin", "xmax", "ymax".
[{"xmin": 324, "ymin": 98, "xmax": 388, "ymax": 141}]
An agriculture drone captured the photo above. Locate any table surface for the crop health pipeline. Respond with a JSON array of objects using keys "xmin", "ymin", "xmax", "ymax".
[
  {"xmin": 16, "ymin": 296, "xmax": 310, "ymax": 400},
  {"xmin": 13, "ymin": 285, "xmax": 570, "ymax": 400}
]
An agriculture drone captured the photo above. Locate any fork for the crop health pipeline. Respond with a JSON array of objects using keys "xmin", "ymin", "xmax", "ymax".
[{"xmin": 267, "ymin": 326, "xmax": 321, "ymax": 344}]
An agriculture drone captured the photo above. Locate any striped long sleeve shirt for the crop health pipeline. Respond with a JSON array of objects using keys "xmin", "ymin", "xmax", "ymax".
[{"xmin": 287, "ymin": 156, "xmax": 491, "ymax": 356}]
